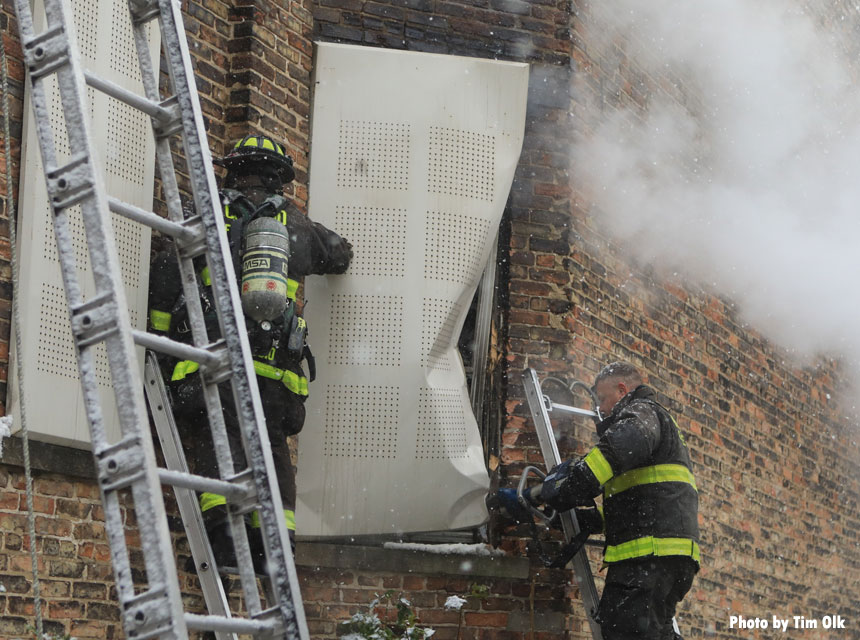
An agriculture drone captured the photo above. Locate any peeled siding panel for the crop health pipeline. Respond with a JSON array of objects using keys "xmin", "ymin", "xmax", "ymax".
[
  {"xmin": 9, "ymin": 0, "xmax": 159, "ymax": 449},
  {"xmin": 298, "ymin": 43, "xmax": 528, "ymax": 536}
]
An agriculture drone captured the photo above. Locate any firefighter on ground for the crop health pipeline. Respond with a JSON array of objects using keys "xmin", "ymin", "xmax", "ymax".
[
  {"xmin": 148, "ymin": 134, "xmax": 352, "ymax": 569},
  {"xmin": 502, "ymin": 361, "xmax": 699, "ymax": 640}
]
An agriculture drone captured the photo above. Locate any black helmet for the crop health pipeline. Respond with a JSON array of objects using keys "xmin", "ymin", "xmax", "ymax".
[{"xmin": 215, "ymin": 134, "xmax": 295, "ymax": 184}]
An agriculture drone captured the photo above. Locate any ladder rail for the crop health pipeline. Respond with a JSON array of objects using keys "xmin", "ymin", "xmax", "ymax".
[
  {"xmin": 522, "ymin": 368, "xmax": 604, "ymax": 640},
  {"xmin": 14, "ymin": 0, "xmax": 189, "ymax": 637},
  {"xmin": 150, "ymin": 3, "xmax": 307, "ymax": 631},
  {"xmin": 14, "ymin": 0, "xmax": 309, "ymax": 636},
  {"xmin": 131, "ymin": 1, "xmax": 304, "ymax": 628},
  {"xmin": 144, "ymin": 352, "xmax": 238, "ymax": 640}
]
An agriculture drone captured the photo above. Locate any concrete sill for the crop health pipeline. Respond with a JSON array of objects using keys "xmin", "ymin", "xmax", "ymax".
[{"xmin": 295, "ymin": 541, "xmax": 530, "ymax": 580}]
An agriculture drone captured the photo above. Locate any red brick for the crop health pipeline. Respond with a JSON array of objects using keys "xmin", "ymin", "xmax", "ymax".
[
  {"xmin": 402, "ymin": 575, "xmax": 425, "ymax": 590},
  {"xmin": 464, "ymin": 611, "xmax": 508, "ymax": 627}
]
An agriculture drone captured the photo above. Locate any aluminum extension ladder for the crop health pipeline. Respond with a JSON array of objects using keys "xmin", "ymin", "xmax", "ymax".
[
  {"xmin": 143, "ymin": 351, "xmax": 238, "ymax": 640},
  {"xmin": 13, "ymin": 0, "xmax": 308, "ymax": 638},
  {"xmin": 521, "ymin": 368, "xmax": 604, "ymax": 640}
]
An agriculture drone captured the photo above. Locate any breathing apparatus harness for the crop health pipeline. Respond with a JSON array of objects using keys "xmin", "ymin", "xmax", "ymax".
[{"xmin": 218, "ymin": 188, "xmax": 314, "ymax": 380}]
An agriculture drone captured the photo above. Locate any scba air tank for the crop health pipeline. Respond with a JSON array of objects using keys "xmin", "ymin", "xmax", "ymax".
[{"xmin": 241, "ymin": 217, "xmax": 290, "ymax": 323}]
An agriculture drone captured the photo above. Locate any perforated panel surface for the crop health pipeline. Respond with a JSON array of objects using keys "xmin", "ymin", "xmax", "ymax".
[
  {"xmin": 72, "ymin": 0, "xmax": 99, "ymax": 62},
  {"xmin": 337, "ymin": 121, "xmax": 410, "ymax": 190},
  {"xmin": 110, "ymin": 0, "xmax": 144, "ymax": 82},
  {"xmin": 113, "ymin": 212, "xmax": 143, "ymax": 295},
  {"xmin": 10, "ymin": 0, "xmax": 159, "ymax": 448},
  {"xmin": 329, "ymin": 294, "xmax": 404, "ymax": 367},
  {"xmin": 425, "ymin": 210, "xmax": 492, "ymax": 286},
  {"xmin": 36, "ymin": 284, "xmax": 79, "ymax": 380},
  {"xmin": 106, "ymin": 97, "xmax": 148, "ymax": 184},
  {"xmin": 323, "ymin": 385, "xmax": 400, "ymax": 458},
  {"xmin": 428, "ymin": 127, "xmax": 495, "ymax": 201},
  {"xmin": 300, "ymin": 43, "xmax": 527, "ymax": 535},
  {"xmin": 416, "ymin": 388, "xmax": 469, "ymax": 459},
  {"xmin": 334, "ymin": 206, "xmax": 407, "ymax": 278}
]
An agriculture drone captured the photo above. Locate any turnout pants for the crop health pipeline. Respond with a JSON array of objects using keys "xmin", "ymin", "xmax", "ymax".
[
  {"xmin": 598, "ymin": 556, "xmax": 698, "ymax": 640},
  {"xmin": 168, "ymin": 372, "xmax": 305, "ymax": 525}
]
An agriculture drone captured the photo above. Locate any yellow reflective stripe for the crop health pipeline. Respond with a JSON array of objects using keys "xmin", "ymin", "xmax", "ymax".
[
  {"xmin": 584, "ymin": 448, "xmax": 614, "ymax": 485},
  {"xmin": 250, "ymin": 509, "xmax": 296, "ymax": 531},
  {"xmin": 150, "ymin": 310, "xmax": 171, "ymax": 332},
  {"xmin": 171, "ymin": 360, "xmax": 200, "ymax": 381},
  {"xmin": 252, "ymin": 360, "xmax": 308, "ymax": 396},
  {"xmin": 604, "ymin": 537, "xmax": 700, "ymax": 563},
  {"xmin": 282, "ymin": 369, "xmax": 308, "ymax": 396},
  {"xmin": 201, "ymin": 266, "xmax": 211, "ymax": 286},
  {"xmin": 200, "ymin": 492, "xmax": 226, "ymax": 512},
  {"xmin": 287, "ymin": 279, "xmax": 298, "ymax": 301},
  {"xmin": 604, "ymin": 464, "xmax": 697, "ymax": 498},
  {"xmin": 253, "ymin": 360, "xmax": 283, "ymax": 380},
  {"xmin": 174, "ymin": 359, "xmax": 306, "ymax": 395}
]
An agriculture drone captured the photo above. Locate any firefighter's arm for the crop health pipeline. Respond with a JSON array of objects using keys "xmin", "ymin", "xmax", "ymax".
[
  {"xmin": 285, "ymin": 206, "xmax": 353, "ymax": 276},
  {"xmin": 534, "ymin": 403, "xmax": 661, "ymax": 512},
  {"xmin": 310, "ymin": 219, "xmax": 353, "ymax": 274},
  {"xmin": 534, "ymin": 455, "xmax": 604, "ymax": 512}
]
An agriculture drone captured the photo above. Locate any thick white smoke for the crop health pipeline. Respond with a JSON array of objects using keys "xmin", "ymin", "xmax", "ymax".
[{"xmin": 574, "ymin": 1, "xmax": 860, "ymax": 371}]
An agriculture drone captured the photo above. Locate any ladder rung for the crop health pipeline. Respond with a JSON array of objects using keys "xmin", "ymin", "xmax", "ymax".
[
  {"xmin": 132, "ymin": 331, "xmax": 225, "ymax": 370},
  {"xmin": 84, "ymin": 70, "xmax": 177, "ymax": 123},
  {"xmin": 108, "ymin": 196, "xmax": 201, "ymax": 243},
  {"xmin": 157, "ymin": 468, "xmax": 253, "ymax": 503},
  {"xmin": 122, "ymin": 587, "xmax": 173, "ymax": 640},
  {"xmin": 185, "ymin": 613, "xmax": 275, "ymax": 635},
  {"xmin": 45, "ymin": 153, "xmax": 95, "ymax": 210},
  {"xmin": 22, "ymin": 25, "xmax": 69, "ymax": 78},
  {"xmin": 546, "ymin": 400, "xmax": 597, "ymax": 418}
]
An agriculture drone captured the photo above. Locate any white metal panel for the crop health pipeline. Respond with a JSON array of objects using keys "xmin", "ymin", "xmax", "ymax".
[
  {"xmin": 8, "ymin": 0, "xmax": 158, "ymax": 448},
  {"xmin": 298, "ymin": 43, "xmax": 528, "ymax": 536}
]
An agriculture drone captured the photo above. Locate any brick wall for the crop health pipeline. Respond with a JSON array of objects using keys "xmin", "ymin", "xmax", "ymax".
[
  {"xmin": 222, "ymin": 0, "xmax": 314, "ymax": 205},
  {"xmin": 501, "ymin": 4, "xmax": 860, "ymax": 640},
  {"xmin": 296, "ymin": 545, "xmax": 579, "ymax": 639},
  {"xmin": 0, "ymin": 467, "xmax": 125, "ymax": 638},
  {"xmin": 1, "ymin": 0, "xmax": 859, "ymax": 639}
]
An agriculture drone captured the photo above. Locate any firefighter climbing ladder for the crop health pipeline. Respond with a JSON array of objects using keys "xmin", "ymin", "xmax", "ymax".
[
  {"xmin": 522, "ymin": 368, "xmax": 683, "ymax": 640},
  {"xmin": 12, "ymin": 0, "xmax": 308, "ymax": 638}
]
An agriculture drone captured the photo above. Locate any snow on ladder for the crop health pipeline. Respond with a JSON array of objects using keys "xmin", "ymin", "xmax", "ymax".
[{"xmin": 12, "ymin": 0, "xmax": 308, "ymax": 637}]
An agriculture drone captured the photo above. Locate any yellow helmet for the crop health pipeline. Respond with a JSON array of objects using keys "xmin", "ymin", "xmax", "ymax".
[{"xmin": 215, "ymin": 134, "xmax": 295, "ymax": 183}]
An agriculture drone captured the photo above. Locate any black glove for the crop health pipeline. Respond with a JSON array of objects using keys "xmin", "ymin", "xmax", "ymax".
[
  {"xmin": 539, "ymin": 459, "xmax": 573, "ymax": 509},
  {"xmin": 486, "ymin": 488, "xmax": 533, "ymax": 523}
]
